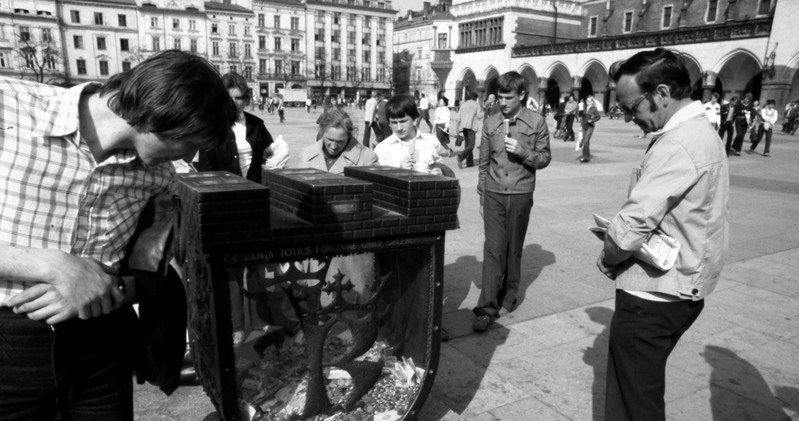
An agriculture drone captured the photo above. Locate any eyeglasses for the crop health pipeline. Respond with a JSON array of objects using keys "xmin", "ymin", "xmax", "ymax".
[{"xmin": 619, "ymin": 90, "xmax": 654, "ymax": 115}]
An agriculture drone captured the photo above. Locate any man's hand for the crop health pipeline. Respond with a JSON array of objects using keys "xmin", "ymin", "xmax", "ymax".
[
  {"xmin": 6, "ymin": 250, "xmax": 125, "ymax": 323},
  {"xmin": 596, "ymin": 251, "xmax": 618, "ymax": 280},
  {"xmin": 504, "ymin": 136, "xmax": 520, "ymax": 155},
  {"xmin": 429, "ymin": 167, "xmax": 443, "ymax": 176},
  {"xmin": 399, "ymin": 155, "xmax": 415, "ymax": 170}
]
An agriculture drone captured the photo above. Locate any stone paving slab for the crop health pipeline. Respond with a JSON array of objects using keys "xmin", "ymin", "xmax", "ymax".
[{"xmin": 134, "ymin": 107, "xmax": 799, "ymax": 421}]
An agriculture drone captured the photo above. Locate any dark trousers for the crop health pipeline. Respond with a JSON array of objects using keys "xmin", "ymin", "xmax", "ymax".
[
  {"xmin": 475, "ymin": 191, "xmax": 533, "ymax": 317},
  {"xmin": 458, "ymin": 128, "xmax": 476, "ymax": 166},
  {"xmin": 719, "ymin": 120, "xmax": 734, "ymax": 154},
  {"xmin": 416, "ymin": 109, "xmax": 432, "ymax": 131},
  {"xmin": 581, "ymin": 126, "xmax": 594, "ymax": 160},
  {"xmin": 732, "ymin": 117, "xmax": 747, "ymax": 152},
  {"xmin": 435, "ymin": 124, "xmax": 450, "ymax": 149},
  {"xmin": 750, "ymin": 126, "xmax": 772, "ymax": 154},
  {"xmin": 363, "ymin": 122, "xmax": 373, "ymax": 147},
  {"xmin": 564, "ymin": 114, "xmax": 576, "ymax": 141},
  {"xmin": 278, "ymin": 109, "xmax": 285, "ymax": 122},
  {"xmin": 605, "ymin": 290, "xmax": 704, "ymax": 421},
  {"xmin": 373, "ymin": 123, "xmax": 389, "ymax": 143},
  {"xmin": 0, "ymin": 308, "xmax": 133, "ymax": 421}
]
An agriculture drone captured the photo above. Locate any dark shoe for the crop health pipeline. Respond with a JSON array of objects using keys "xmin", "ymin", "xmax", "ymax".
[
  {"xmin": 456, "ymin": 155, "xmax": 463, "ymax": 169},
  {"xmin": 473, "ymin": 315, "xmax": 493, "ymax": 332},
  {"xmin": 580, "ymin": 158, "xmax": 590, "ymax": 163},
  {"xmin": 440, "ymin": 328, "xmax": 450, "ymax": 342},
  {"xmin": 746, "ymin": 149, "xmax": 754, "ymax": 154}
]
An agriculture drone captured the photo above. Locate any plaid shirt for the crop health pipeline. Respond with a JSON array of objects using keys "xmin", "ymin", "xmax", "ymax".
[{"xmin": 0, "ymin": 76, "xmax": 174, "ymax": 306}]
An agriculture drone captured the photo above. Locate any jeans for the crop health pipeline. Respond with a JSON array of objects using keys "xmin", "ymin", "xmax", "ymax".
[
  {"xmin": 564, "ymin": 114, "xmax": 576, "ymax": 141},
  {"xmin": 475, "ymin": 191, "xmax": 533, "ymax": 317},
  {"xmin": 719, "ymin": 121, "xmax": 734, "ymax": 154},
  {"xmin": 732, "ymin": 117, "xmax": 747, "ymax": 152},
  {"xmin": 581, "ymin": 126, "xmax": 594, "ymax": 160},
  {"xmin": 750, "ymin": 126, "xmax": 772, "ymax": 154},
  {"xmin": 0, "ymin": 307, "xmax": 134, "ymax": 421},
  {"xmin": 605, "ymin": 290, "xmax": 703, "ymax": 421},
  {"xmin": 363, "ymin": 122, "xmax": 373, "ymax": 147}
]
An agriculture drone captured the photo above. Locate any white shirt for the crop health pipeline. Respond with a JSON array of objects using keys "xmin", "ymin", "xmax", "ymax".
[
  {"xmin": 374, "ymin": 130, "xmax": 442, "ymax": 173},
  {"xmin": 232, "ymin": 121, "xmax": 251, "ymax": 176},
  {"xmin": 704, "ymin": 101, "xmax": 721, "ymax": 125},
  {"xmin": 761, "ymin": 107, "xmax": 778, "ymax": 129},
  {"xmin": 434, "ymin": 105, "xmax": 450, "ymax": 127},
  {"xmin": 419, "ymin": 97, "xmax": 430, "ymax": 111}
]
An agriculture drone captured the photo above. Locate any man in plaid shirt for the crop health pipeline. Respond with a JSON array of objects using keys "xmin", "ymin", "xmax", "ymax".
[{"xmin": 0, "ymin": 50, "xmax": 236, "ymax": 420}]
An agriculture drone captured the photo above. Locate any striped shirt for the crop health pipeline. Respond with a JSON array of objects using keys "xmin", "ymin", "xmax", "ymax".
[{"xmin": 0, "ymin": 76, "xmax": 174, "ymax": 306}]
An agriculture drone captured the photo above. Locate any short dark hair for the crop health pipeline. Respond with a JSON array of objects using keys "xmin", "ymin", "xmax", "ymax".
[
  {"xmin": 102, "ymin": 50, "xmax": 236, "ymax": 148},
  {"xmin": 496, "ymin": 71, "xmax": 527, "ymax": 100},
  {"xmin": 386, "ymin": 95, "xmax": 420, "ymax": 120},
  {"xmin": 610, "ymin": 48, "xmax": 692, "ymax": 100},
  {"xmin": 221, "ymin": 72, "xmax": 250, "ymax": 102},
  {"xmin": 439, "ymin": 96, "xmax": 449, "ymax": 106}
]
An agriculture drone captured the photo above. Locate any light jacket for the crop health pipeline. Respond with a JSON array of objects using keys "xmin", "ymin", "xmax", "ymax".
[
  {"xmin": 459, "ymin": 99, "xmax": 480, "ymax": 131},
  {"xmin": 298, "ymin": 136, "xmax": 378, "ymax": 174}
]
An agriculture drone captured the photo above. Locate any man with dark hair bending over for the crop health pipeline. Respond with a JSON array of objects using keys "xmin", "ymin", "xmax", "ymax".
[
  {"xmin": 0, "ymin": 50, "xmax": 237, "ymax": 420},
  {"xmin": 599, "ymin": 48, "xmax": 728, "ymax": 421},
  {"xmin": 473, "ymin": 71, "xmax": 551, "ymax": 332}
]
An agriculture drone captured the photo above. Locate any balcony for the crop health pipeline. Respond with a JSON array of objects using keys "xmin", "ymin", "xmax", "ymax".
[
  {"xmin": 430, "ymin": 48, "xmax": 453, "ymax": 71},
  {"xmin": 512, "ymin": 19, "xmax": 772, "ymax": 58}
]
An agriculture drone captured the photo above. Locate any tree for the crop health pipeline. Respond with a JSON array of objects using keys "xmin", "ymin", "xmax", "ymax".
[{"xmin": 17, "ymin": 28, "xmax": 62, "ymax": 83}]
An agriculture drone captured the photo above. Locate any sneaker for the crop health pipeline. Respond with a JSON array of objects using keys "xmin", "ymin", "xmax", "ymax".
[
  {"xmin": 472, "ymin": 315, "xmax": 493, "ymax": 332},
  {"xmin": 763, "ymin": 153, "xmax": 770, "ymax": 157},
  {"xmin": 580, "ymin": 158, "xmax": 590, "ymax": 163},
  {"xmin": 456, "ymin": 155, "xmax": 464, "ymax": 169},
  {"xmin": 733, "ymin": 150, "xmax": 741, "ymax": 156}
]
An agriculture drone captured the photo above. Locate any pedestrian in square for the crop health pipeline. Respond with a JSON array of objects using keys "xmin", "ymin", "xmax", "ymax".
[
  {"xmin": 748, "ymin": 99, "xmax": 778, "ymax": 157},
  {"xmin": 599, "ymin": 48, "xmax": 729, "ymax": 421}
]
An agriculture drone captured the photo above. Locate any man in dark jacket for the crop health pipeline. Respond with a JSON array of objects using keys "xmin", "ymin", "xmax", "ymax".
[{"xmin": 474, "ymin": 71, "xmax": 552, "ymax": 332}]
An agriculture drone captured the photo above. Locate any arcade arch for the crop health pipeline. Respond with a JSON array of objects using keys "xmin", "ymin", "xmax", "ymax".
[
  {"xmin": 518, "ymin": 65, "xmax": 539, "ymax": 103},
  {"xmin": 715, "ymin": 50, "xmax": 763, "ymax": 100},
  {"xmin": 457, "ymin": 68, "xmax": 478, "ymax": 103},
  {"xmin": 546, "ymin": 62, "xmax": 572, "ymax": 107},
  {"xmin": 580, "ymin": 60, "xmax": 609, "ymax": 111},
  {"xmin": 483, "ymin": 67, "xmax": 500, "ymax": 101}
]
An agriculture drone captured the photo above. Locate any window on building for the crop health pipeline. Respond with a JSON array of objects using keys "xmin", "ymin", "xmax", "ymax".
[
  {"xmin": 623, "ymin": 11, "xmax": 633, "ymax": 33},
  {"xmin": 274, "ymin": 15, "xmax": 280, "ymax": 28},
  {"xmin": 189, "ymin": 20, "xmax": 196, "ymax": 30},
  {"xmin": 259, "ymin": 36, "xmax": 266, "ymax": 49},
  {"xmin": 291, "ymin": 38, "xmax": 299, "ymax": 51},
  {"xmin": 258, "ymin": 14, "xmax": 265, "ymax": 27},
  {"xmin": 212, "ymin": 23, "xmax": 218, "ymax": 34},
  {"xmin": 151, "ymin": 17, "xmax": 158, "ymax": 28},
  {"xmin": 94, "ymin": 12, "xmax": 103, "ymax": 25},
  {"xmin": 291, "ymin": 17, "xmax": 299, "ymax": 30},
  {"xmin": 291, "ymin": 60, "xmax": 299, "ymax": 75},
  {"xmin": 348, "ymin": 31, "xmax": 356, "ymax": 43},
  {"xmin": 0, "ymin": 52, "xmax": 6, "ymax": 68},
  {"xmin": 244, "ymin": 26, "xmax": 250, "ymax": 36},
  {"xmin": 122, "ymin": 61, "xmax": 131, "ymax": 71},
  {"xmin": 662, "ymin": 6, "xmax": 673, "ymax": 28},
  {"xmin": 333, "ymin": 48, "xmax": 340, "ymax": 60},
  {"xmin": 332, "ymin": 30, "xmax": 340, "ymax": 43},
  {"xmin": 229, "ymin": 42, "xmax": 237, "ymax": 56},
  {"xmin": 229, "ymin": 24, "xmax": 235, "ymax": 35},
  {"xmin": 275, "ymin": 59, "xmax": 283, "ymax": 75},
  {"xmin": 77, "ymin": 59, "xmax": 86, "ymax": 75},
  {"xmin": 22, "ymin": 51, "xmax": 34, "ymax": 69},
  {"xmin": 74, "ymin": 35, "xmax": 83, "ymax": 49},
  {"xmin": 332, "ymin": 65, "xmax": 340, "ymax": 80},
  {"xmin": 315, "ymin": 64, "xmax": 325, "ymax": 78},
  {"xmin": 245, "ymin": 66, "xmax": 252, "ymax": 79},
  {"xmin": 259, "ymin": 59, "xmax": 266, "ymax": 74},
  {"xmin": 174, "ymin": 38, "xmax": 181, "ymax": 50},
  {"xmin": 334, "ymin": 12, "xmax": 340, "ymax": 24},
  {"xmin": 99, "ymin": 60, "xmax": 108, "ymax": 76},
  {"xmin": 70, "ymin": 10, "xmax": 80, "ymax": 23},
  {"xmin": 458, "ymin": 17, "xmax": 503, "ymax": 48},
  {"xmin": 152, "ymin": 36, "xmax": 160, "ymax": 51},
  {"xmin": 362, "ymin": 33, "xmax": 370, "ymax": 45},
  {"xmin": 757, "ymin": 0, "xmax": 772, "ymax": 15},
  {"xmin": 588, "ymin": 16, "xmax": 598, "ymax": 37},
  {"xmin": 315, "ymin": 47, "xmax": 324, "ymax": 59},
  {"xmin": 437, "ymin": 33, "xmax": 448, "ymax": 48},
  {"xmin": 213, "ymin": 41, "xmax": 219, "ymax": 55},
  {"xmin": 230, "ymin": 65, "xmax": 237, "ymax": 74},
  {"xmin": 120, "ymin": 38, "xmax": 129, "ymax": 51},
  {"xmin": 377, "ymin": 68, "xmax": 385, "ymax": 82},
  {"xmin": 190, "ymin": 39, "xmax": 197, "ymax": 52},
  {"xmin": 42, "ymin": 28, "xmax": 52, "ymax": 43},
  {"xmin": 274, "ymin": 37, "xmax": 281, "ymax": 51},
  {"xmin": 97, "ymin": 36, "xmax": 106, "ymax": 50},
  {"xmin": 362, "ymin": 49, "xmax": 370, "ymax": 62},
  {"xmin": 19, "ymin": 26, "xmax": 30, "ymax": 41},
  {"xmin": 173, "ymin": 19, "xmax": 180, "ymax": 29},
  {"xmin": 245, "ymin": 43, "xmax": 251, "ymax": 57},
  {"xmin": 706, "ymin": 0, "xmax": 718, "ymax": 21}
]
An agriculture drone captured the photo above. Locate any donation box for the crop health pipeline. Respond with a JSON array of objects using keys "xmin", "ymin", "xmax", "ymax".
[{"xmin": 173, "ymin": 167, "xmax": 459, "ymax": 421}]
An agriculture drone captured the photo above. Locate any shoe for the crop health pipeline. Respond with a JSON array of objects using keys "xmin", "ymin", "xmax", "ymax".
[
  {"xmin": 472, "ymin": 315, "xmax": 493, "ymax": 332},
  {"xmin": 763, "ymin": 153, "xmax": 770, "ymax": 157},
  {"xmin": 580, "ymin": 158, "xmax": 590, "ymax": 163},
  {"xmin": 456, "ymin": 155, "xmax": 463, "ymax": 169},
  {"xmin": 440, "ymin": 328, "xmax": 450, "ymax": 342},
  {"xmin": 746, "ymin": 149, "xmax": 754, "ymax": 154},
  {"xmin": 733, "ymin": 151, "xmax": 741, "ymax": 156}
]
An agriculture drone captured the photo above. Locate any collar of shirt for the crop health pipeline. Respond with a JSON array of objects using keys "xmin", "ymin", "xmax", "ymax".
[
  {"xmin": 31, "ymin": 82, "xmax": 100, "ymax": 139},
  {"xmin": 650, "ymin": 100, "xmax": 705, "ymax": 139},
  {"xmin": 382, "ymin": 129, "xmax": 425, "ymax": 145}
]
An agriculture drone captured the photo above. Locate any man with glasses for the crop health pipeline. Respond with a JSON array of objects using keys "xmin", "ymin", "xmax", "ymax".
[{"xmin": 599, "ymin": 48, "xmax": 729, "ymax": 421}]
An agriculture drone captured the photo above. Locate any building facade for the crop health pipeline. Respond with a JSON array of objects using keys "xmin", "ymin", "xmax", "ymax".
[
  {"xmin": 392, "ymin": 0, "xmax": 457, "ymax": 100},
  {"xmin": 411, "ymin": 0, "xmax": 797, "ymax": 114},
  {"xmin": 0, "ymin": 0, "xmax": 64, "ymax": 82}
]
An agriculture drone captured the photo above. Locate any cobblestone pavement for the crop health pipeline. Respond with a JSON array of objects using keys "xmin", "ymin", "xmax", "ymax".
[{"xmin": 134, "ymin": 106, "xmax": 799, "ymax": 421}]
